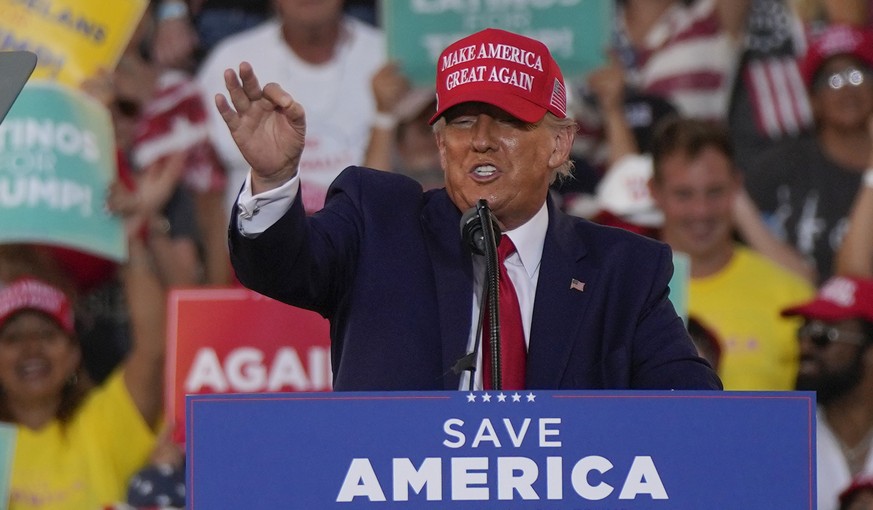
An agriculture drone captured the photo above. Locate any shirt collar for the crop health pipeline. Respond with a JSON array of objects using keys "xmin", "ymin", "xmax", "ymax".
[{"xmin": 503, "ymin": 201, "xmax": 548, "ymax": 279}]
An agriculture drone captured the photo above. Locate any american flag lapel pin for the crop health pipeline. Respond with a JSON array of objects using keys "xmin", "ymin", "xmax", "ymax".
[{"xmin": 570, "ymin": 278, "xmax": 585, "ymax": 292}]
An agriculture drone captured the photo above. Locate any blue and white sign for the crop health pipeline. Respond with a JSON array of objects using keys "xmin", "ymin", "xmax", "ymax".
[{"xmin": 187, "ymin": 390, "xmax": 815, "ymax": 509}]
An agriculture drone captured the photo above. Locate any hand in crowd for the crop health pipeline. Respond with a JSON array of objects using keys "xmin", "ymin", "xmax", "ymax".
[
  {"xmin": 113, "ymin": 52, "xmax": 155, "ymax": 107},
  {"xmin": 215, "ymin": 62, "xmax": 307, "ymax": 193},
  {"xmin": 586, "ymin": 54, "xmax": 637, "ymax": 166},
  {"xmin": 371, "ymin": 62, "xmax": 411, "ymax": 114},
  {"xmin": 107, "ymin": 151, "xmax": 187, "ymax": 238},
  {"xmin": 586, "ymin": 55, "xmax": 627, "ymax": 115},
  {"xmin": 79, "ymin": 68, "xmax": 116, "ymax": 107}
]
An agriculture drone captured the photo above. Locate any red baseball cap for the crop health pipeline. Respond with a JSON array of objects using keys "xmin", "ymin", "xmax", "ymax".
[
  {"xmin": 799, "ymin": 24, "xmax": 873, "ymax": 88},
  {"xmin": 0, "ymin": 278, "xmax": 75, "ymax": 335},
  {"xmin": 839, "ymin": 475, "xmax": 873, "ymax": 506},
  {"xmin": 781, "ymin": 276, "xmax": 873, "ymax": 323},
  {"xmin": 430, "ymin": 28, "xmax": 567, "ymax": 125}
]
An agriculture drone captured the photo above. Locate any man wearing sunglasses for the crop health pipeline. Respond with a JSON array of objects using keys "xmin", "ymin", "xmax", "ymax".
[
  {"xmin": 745, "ymin": 24, "xmax": 873, "ymax": 283},
  {"xmin": 782, "ymin": 276, "xmax": 873, "ymax": 510}
]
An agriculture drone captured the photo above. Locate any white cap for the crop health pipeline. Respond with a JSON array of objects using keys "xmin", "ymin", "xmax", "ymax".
[{"xmin": 595, "ymin": 154, "xmax": 663, "ymax": 227}]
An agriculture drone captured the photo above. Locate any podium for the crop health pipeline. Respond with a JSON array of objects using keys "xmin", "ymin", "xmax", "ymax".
[{"xmin": 186, "ymin": 390, "xmax": 815, "ymax": 509}]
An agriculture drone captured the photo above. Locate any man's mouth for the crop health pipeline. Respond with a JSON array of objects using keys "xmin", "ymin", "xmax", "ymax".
[{"xmin": 472, "ymin": 165, "xmax": 497, "ymax": 178}]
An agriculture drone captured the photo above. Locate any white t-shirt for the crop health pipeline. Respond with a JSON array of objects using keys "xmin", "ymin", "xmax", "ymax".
[
  {"xmin": 817, "ymin": 407, "xmax": 873, "ymax": 510},
  {"xmin": 198, "ymin": 16, "xmax": 386, "ymax": 212}
]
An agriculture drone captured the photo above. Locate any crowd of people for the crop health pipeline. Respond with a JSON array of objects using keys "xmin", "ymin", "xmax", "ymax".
[{"xmin": 2, "ymin": 0, "xmax": 873, "ymax": 508}]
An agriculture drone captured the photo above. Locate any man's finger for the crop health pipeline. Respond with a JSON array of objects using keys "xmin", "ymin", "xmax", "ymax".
[
  {"xmin": 263, "ymin": 82, "xmax": 306, "ymax": 129},
  {"xmin": 215, "ymin": 93, "xmax": 240, "ymax": 131},
  {"xmin": 239, "ymin": 61, "xmax": 263, "ymax": 102},
  {"xmin": 262, "ymin": 82, "xmax": 293, "ymax": 110},
  {"xmin": 224, "ymin": 67, "xmax": 251, "ymax": 112}
]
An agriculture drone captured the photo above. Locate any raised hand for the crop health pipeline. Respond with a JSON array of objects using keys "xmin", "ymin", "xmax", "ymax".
[
  {"xmin": 371, "ymin": 62, "xmax": 411, "ymax": 115},
  {"xmin": 215, "ymin": 61, "xmax": 306, "ymax": 193}
]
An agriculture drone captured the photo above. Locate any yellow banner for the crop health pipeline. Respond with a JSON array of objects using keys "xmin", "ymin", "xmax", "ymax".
[{"xmin": 0, "ymin": 0, "xmax": 148, "ymax": 87}]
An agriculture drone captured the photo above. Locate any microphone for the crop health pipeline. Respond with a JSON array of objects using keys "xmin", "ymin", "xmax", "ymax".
[
  {"xmin": 460, "ymin": 201, "xmax": 501, "ymax": 255},
  {"xmin": 455, "ymin": 200, "xmax": 503, "ymax": 390}
]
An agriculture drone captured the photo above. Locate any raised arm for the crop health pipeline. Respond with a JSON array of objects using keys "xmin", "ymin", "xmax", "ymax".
[
  {"xmin": 121, "ymin": 234, "xmax": 166, "ymax": 429},
  {"xmin": 835, "ymin": 117, "xmax": 873, "ymax": 277},
  {"xmin": 733, "ymin": 186, "xmax": 818, "ymax": 283},
  {"xmin": 363, "ymin": 62, "xmax": 411, "ymax": 171},
  {"xmin": 215, "ymin": 62, "xmax": 307, "ymax": 195},
  {"xmin": 586, "ymin": 56, "xmax": 637, "ymax": 167},
  {"xmin": 715, "ymin": 0, "xmax": 752, "ymax": 40}
]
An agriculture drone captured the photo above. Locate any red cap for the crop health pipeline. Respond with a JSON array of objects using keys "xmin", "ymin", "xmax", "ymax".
[
  {"xmin": 430, "ymin": 28, "xmax": 567, "ymax": 124},
  {"xmin": 0, "ymin": 278, "xmax": 74, "ymax": 334},
  {"xmin": 839, "ymin": 475, "xmax": 873, "ymax": 505},
  {"xmin": 781, "ymin": 276, "xmax": 873, "ymax": 323},
  {"xmin": 799, "ymin": 24, "xmax": 873, "ymax": 88}
]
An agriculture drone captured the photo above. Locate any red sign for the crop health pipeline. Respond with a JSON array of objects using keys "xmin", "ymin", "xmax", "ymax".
[{"xmin": 166, "ymin": 287, "xmax": 331, "ymax": 443}]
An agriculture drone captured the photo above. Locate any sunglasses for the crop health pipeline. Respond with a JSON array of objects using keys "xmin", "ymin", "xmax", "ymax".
[
  {"xmin": 814, "ymin": 67, "xmax": 871, "ymax": 90},
  {"xmin": 798, "ymin": 320, "xmax": 867, "ymax": 348}
]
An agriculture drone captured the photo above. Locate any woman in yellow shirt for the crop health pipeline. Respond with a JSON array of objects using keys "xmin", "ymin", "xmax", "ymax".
[{"xmin": 0, "ymin": 239, "xmax": 165, "ymax": 509}]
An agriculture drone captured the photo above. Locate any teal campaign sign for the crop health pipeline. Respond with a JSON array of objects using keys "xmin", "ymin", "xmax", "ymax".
[
  {"xmin": 0, "ymin": 422, "xmax": 15, "ymax": 510},
  {"xmin": 670, "ymin": 251, "xmax": 690, "ymax": 324},
  {"xmin": 187, "ymin": 390, "xmax": 815, "ymax": 509},
  {"xmin": 382, "ymin": 0, "xmax": 614, "ymax": 86},
  {"xmin": 0, "ymin": 81, "xmax": 125, "ymax": 261}
]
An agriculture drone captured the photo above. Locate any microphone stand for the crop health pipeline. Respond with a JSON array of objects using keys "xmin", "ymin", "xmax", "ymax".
[
  {"xmin": 453, "ymin": 200, "xmax": 503, "ymax": 391},
  {"xmin": 477, "ymin": 200, "xmax": 502, "ymax": 391}
]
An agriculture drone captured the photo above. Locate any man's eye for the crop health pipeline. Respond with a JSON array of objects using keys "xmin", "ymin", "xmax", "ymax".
[
  {"xmin": 498, "ymin": 117, "xmax": 526, "ymax": 128},
  {"xmin": 449, "ymin": 116, "xmax": 474, "ymax": 126}
]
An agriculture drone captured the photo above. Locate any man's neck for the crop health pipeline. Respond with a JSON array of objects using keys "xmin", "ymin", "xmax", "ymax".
[
  {"xmin": 819, "ymin": 126, "xmax": 873, "ymax": 171},
  {"xmin": 823, "ymin": 387, "xmax": 873, "ymax": 447},
  {"xmin": 281, "ymin": 20, "xmax": 343, "ymax": 65},
  {"xmin": 661, "ymin": 235, "xmax": 734, "ymax": 279}
]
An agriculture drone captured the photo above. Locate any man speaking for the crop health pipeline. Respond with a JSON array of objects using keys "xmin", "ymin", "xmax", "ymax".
[{"xmin": 217, "ymin": 28, "xmax": 721, "ymax": 392}]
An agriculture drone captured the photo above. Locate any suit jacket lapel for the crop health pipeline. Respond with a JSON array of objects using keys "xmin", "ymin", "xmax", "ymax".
[
  {"xmin": 421, "ymin": 191, "xmax": 474, "ymax": 389},
  {"xmin": 526, "ymin": 201, "xmax": 596, "ymax": 388}
]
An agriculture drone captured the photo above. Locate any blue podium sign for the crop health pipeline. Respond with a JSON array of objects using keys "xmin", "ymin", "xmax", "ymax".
[{"xmin": 187, "ymin": 391, "xmax": 814, "ymax": 509}]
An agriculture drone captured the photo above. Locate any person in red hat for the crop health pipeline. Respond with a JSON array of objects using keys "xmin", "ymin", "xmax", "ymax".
[
  {"xmin": 214, "ymin": 28, "xmax": 721, "ymax": 392},
  {"xmin": 746, "ymin": 23, "xmax": 873, "ymax": 283},
  {"xmin": 0, "ymin": 239, "xmax": 167, "ymax": 509},
  {"xmin": 840, "ymin": 474, "xmax": 873, "ymax": 510},
  {"xmin": 783, "ymin": 275, "xmax": 873, "ymax": 510}
]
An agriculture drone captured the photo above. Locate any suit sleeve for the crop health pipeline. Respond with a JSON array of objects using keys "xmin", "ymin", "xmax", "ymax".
[
  {"xmin": 227, "ymin": 166, "xmax": 426, "ymax": 318},
  {"xmin": 228, "ymin": 169, "xmax": 364, "ymax": 316},
  {"xmin": 630, "ymin": 243, "xmax": 723, "ymax": 390}
]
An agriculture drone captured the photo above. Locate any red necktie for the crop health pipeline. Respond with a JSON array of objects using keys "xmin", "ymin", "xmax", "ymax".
[{"xmin": 482, "ymin": 237, "xmax": 526, "ymax": 390}]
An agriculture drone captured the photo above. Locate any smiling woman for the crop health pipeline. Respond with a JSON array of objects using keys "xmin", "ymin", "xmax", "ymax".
[
  {"xmin": 0, "ymin": 237, "xmax": 167, "ymax": 509},
  {"xmin": 0, "ymin": 280, "xmax": 83, "ymax": 425}
]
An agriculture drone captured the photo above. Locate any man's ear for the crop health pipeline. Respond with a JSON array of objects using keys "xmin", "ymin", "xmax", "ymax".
[
  {"xmin": 434, "ymin": 130, "xmax": 448, "ymax": 172},
  {"xmin": 548, "ymin": 125, "xmax": 574, "ymax": 169}
]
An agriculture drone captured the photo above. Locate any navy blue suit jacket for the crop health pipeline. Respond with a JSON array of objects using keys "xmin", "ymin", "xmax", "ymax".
[{"xmin": 229, "ymin": 167, "xmax": 721, "ymax": 391}]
